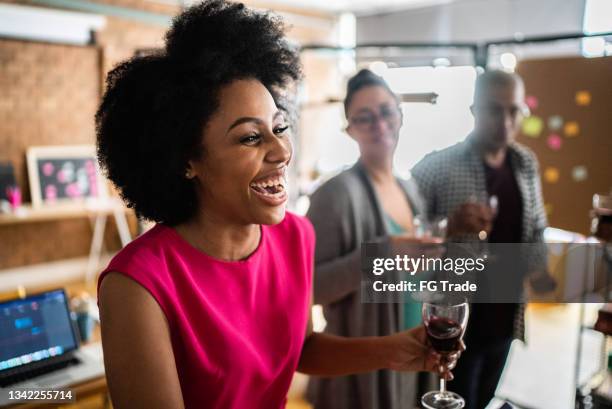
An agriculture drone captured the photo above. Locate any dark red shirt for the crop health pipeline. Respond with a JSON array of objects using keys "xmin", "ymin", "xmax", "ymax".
[
  {"xmin": 485, "ymin": 154, "xmax": 523, "ymax": 243},
  {"xmin": 468, "ymin": 154, "xmax": 523, "ymax": 345}
]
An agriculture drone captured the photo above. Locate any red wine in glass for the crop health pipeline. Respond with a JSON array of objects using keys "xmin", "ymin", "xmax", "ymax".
[
  {"xmin": 421, "ymin": 301, "xmax": 469, "ymax": 409},
  {"xmin": 425, "ymin": 316, "xmax": 463, "ymax": 353}
]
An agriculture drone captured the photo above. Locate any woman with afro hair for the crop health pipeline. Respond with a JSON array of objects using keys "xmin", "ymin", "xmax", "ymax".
[{"xmin": 96, "ymin": 2, "xmax": 447, "ymax": 408}]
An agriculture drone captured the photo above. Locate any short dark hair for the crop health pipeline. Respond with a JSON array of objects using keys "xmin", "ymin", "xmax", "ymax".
[
  {"xmin": 343, "ymin": 68, "xmax": 396, "ymax": 117},
  {"xmin": 95, "ymin": 0, "xmax": 301, "ymax": 225},
  {"xmin": 473, "ymin": 69, "xmax": 524, "ymax": 105}
]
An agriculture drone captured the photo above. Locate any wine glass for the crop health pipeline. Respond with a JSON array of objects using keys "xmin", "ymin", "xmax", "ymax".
[
  {"xmin": 413, "ymin": 216, "xmax": 448, "ymax": 239},
  {"xmin": 475, "ymin": 195, "xmax": 498, "ymax": 260},
  {"xmin": 432, "ymin": 216, "xmax": 448, "ymax": 239},
  {"xmin": 592, "ymin": 192, "xmax": 612, "ymax": 286},
  {"xmin": 421, "ymin": 300, "xmax": 469, "ymax": 409},
  {"xmin": 592, "ymin": 192, "xmax": 612, "ymax": 242}
]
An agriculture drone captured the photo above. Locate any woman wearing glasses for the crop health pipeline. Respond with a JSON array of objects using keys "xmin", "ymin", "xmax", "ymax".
[{"xmin": 306, "ymin": 69, "xmax": 438, "ymax": 409}]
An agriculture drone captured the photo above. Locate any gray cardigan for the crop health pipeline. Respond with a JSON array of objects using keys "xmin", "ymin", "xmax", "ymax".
[{"xmin": 305, "ymin": 161, "xmax": 426, "ymax": 409}]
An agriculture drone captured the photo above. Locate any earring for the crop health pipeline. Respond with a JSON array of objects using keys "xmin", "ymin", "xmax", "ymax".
[{"xmin": 185, "ymin": 170, "xmax": 193, "ymax": 179}]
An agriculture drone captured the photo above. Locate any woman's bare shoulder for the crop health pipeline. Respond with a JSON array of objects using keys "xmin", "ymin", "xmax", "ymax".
[{"xmin": 98, "ymin": 272, "xmax": 184, "ymax": 409}]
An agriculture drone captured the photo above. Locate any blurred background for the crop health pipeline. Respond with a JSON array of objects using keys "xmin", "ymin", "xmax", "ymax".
[{"xmin": 0, "ymin": 0, "xmax": 611, "ymax": 408}]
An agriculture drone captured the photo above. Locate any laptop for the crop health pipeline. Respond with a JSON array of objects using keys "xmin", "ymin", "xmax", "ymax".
[{"xmin": 0, "ymin": 289, "xmax": 104, "ymax": 405}]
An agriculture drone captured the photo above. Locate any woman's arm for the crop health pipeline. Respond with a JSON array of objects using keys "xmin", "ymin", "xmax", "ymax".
[
  {"xmin": 297, "ymin": 289, "xmax": 445, "ymax": 377},
  {"xmin": 297, "ymin": 323, "xmax": 435, "ymax": 377},
  {"xmin": 98, "ymin": 273, "xmax": 185, "ymax": 409}
]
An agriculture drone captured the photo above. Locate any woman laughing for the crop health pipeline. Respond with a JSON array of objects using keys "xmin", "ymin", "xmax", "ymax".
[{"xmin": 95, "ymin": 2, "xmax": 446, "ymax": 408}]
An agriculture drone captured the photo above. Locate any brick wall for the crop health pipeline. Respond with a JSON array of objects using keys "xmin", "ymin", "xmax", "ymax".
[
  {"xmin": 0, "ymin": 0, "xmax": 337, "ymax": 270},
  {"xmin": 0, "ymin": 39, "xmax": 107, "ymax": 268},
  {"xmin": 0, "ymin": 9, "xmax": 167, "ymax": 269}
]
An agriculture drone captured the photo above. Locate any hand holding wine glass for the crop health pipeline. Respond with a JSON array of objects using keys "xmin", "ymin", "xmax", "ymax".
[
  {"xmin": 384, "ymin": 326, "xmax": 463, "ymax": 378},
  {"xmin": 413, "ymin": 216, "xmax": 449, "ymax": 239},
  {"xmin": 446, "ymin": 200, "xmax": 494, "ymax": 239},
  {"xmin": 388, "ymin": 233, "xmax": 445, "ymax": 272},
  {"xmin": 421, "ymin": 300, "xmax": 469, "ymax": 409}
]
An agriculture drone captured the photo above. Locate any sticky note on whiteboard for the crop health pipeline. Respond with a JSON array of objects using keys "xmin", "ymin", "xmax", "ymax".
[
  {"xmin": 571, "ymin": 166, "xmax": 588, "ymax": 182},
  {"xmin": 547, "ymin": 134, "xmax": 562, "ymax": 151},
  {"xmin": 564, "ymin": 121, "xmax": 580, "ymax": 138},
  {"xmin": 575, "ymin": 91, "xmax": 591, "ymax": 106},
  {"xmin": 525, "ymin": 95, "xmax": 539, "ymax": 110},
  {"xmin": 548, "ymin": 115, "xmax": 563, "ymax": 131},
  {"xmin": 544, "ymin": 167, "xmax": 560, "ymax": 184},
  {"xmin": 522, "ymin": 116, "xmax": 543, "ymax": 137},
  {"xmin": 544, "ymin": 203, "xmax": 553, "ymax": 215}
]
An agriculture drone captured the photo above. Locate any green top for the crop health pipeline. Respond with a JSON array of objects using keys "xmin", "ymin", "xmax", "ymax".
[{"xmin": 383, "ymin": 213, "xmax": 422, "ymax": 330}]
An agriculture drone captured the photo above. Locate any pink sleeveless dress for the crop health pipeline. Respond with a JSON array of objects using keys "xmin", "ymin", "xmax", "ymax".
[{"xmin": 97, "ymin": 212, "xmax": 314, "ymax": 409}]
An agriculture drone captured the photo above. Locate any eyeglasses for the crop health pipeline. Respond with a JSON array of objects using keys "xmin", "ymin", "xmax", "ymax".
[
  {"xmin": 474, "ymin": 103, "xmax": 530, "ymax": 120},
  {"xmin": 349, "ymin": 106, "xmax": 401, "ymax": 129}
]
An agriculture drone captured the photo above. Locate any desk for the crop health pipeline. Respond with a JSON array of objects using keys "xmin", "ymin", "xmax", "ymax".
[{"xmin": 0, "ymin": 199, "xmax": 132, "ymax": 284}]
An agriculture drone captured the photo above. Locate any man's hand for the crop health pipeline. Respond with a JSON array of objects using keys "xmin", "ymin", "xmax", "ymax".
[
  {"xmin": 388, "ymin": 235, "xmax": 445, "ymax": 273},
  {"xmin": 448, "ymin": 203, "xmax": 494, "ymax": 238}
]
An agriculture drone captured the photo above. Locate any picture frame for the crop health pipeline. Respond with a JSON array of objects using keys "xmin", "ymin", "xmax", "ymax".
[{"xmin": 26, "ymin": 145, "xmax": 108, "ymax": 208}]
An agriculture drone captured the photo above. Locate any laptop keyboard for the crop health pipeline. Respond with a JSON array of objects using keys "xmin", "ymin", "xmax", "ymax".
[{"xmin": 0, "ymin": 357, "xmax": 80, "ymax": 387}]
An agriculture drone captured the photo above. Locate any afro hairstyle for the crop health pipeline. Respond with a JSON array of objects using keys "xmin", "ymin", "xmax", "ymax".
[{"xmin": 95, "ymin": 0, "xmax": 302, "ymax": 225}]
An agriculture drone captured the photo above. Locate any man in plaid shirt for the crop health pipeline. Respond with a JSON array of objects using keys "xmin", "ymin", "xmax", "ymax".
[{"xmin": 411, "ymin": 70, "xmax": 554, "ymax": 409}]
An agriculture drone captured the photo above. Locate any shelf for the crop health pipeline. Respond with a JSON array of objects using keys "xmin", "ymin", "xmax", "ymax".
[
  {"xmin": 0, "ymin": 198, "xmax": 129, "ymax": 225},
  {"xmin": 0, "ymin": 255, "xmax": 112, "ymax": 294},
  {"xmin": 0, "ymin": 198, "xmax": 132, "ymax": 285}
]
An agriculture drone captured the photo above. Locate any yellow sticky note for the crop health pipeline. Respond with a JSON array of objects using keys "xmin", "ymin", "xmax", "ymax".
[
  {"xmin": 544, "ymin": 167, "xmax": 560, "ymax": 184},
  {"xmin": 575, "ymin": 91, "xmax": 591, "ymax": 106},
  {"xmin": 544, "ymin": 203, "xmax": 553, "ymax": 216},
  {"xmin": 522, "ymin": 116, "xmax": 543, "ymax": 138},
  {"xmin": 564, "ymin": 121, "xmax": 580, "ymax": 137}
]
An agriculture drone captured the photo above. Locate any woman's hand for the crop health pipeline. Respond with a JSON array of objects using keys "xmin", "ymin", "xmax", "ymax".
[{"xmin": 383, "ymin": 326, "xmax": 465, "ymax": 380}]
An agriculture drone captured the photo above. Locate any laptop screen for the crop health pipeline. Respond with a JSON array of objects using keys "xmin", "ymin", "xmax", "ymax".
[{"xmin": 0, "ymin": 289, "xmax": 78, "ymax": 372}]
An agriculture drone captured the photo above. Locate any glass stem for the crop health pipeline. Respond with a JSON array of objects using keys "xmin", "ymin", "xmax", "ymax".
[{"xmin": 440, "ymin": 377, "xmax": 447, "ymax": 393}]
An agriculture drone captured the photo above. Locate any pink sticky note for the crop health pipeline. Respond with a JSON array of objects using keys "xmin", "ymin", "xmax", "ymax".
[
  {"xmin": 525, "ymin": 95, "xmax": 539, "ymax": 110},
  {"xmin": 547, "ymin": 134, "xmax": 562, "ymax": 151}
]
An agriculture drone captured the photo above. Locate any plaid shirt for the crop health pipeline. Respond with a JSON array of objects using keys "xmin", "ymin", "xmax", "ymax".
[{"xmin": 410, "ymin": 136, "xmax": 548, "ymax": 342}]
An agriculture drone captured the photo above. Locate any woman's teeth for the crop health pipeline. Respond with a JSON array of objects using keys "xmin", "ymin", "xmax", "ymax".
[{"xmin": 250, "ymin": 177, "xmax": 286, "ymax": 196}]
